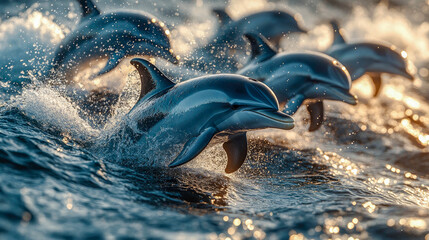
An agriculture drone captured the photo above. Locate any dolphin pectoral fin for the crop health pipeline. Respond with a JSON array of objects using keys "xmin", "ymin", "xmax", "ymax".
[
  {"xmin": 169, "ymin": 128, "xmax": 216, "ymax": 168},
  {"xmin": 223, "ymin": 133, "xmax": 247, "ymax": 174},
  {"xmin": 330, "ymin": 20, "xmax": 346, "ymax": 46},
  {"xmin": 283, "ymin": 95, "xmax": 305, "ymax": 115},
  {"xmin": 212, "ymin": 9, "xmax": 233, "ymax": 26},
  {"xmin": 78, "ymin": 0, "xmax": 101, "ymax": 19},
  {"xmin": 243, "ymin": 33, "xmax": 277, "ymax": 63},
  {"xmin": 368, "ymin": 73, "xmax": 382, "ymax": 97},
  {"xmin": 307, "ymin": 101, "xmax": 324, "ymax": 132},
  {"xmin": 90, "ymin": 51, "xmax": 125, "ymax": 79}
]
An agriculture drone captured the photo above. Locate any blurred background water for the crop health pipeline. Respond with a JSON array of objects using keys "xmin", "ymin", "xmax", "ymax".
[{"xmin": 0, "ymin": 0, "xmax": 428, "ymax": 239}]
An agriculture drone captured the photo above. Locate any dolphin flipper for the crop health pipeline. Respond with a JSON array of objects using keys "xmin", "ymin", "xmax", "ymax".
[
  {"xmin": 223, "ymin": 133, "xmax": 247, "ymax": 173},
  {"xmin": 169, "ymin": 128, "xmax": 217, "ymax": 168},
  {"xmin": 330, "ymin": 20, "xmax": 346, "ymax": 46},
  {"xmin": 368, "ymin": 73, "xmax": 382, "ymax": 97},
  {"xmin": 283, "ymin": 94, "xmax": 305, "ymax": 115},
  {"xmin": 243, "ymin": 33, "xmax": 277, "ymax": 62},
  {"xmin": 91, "ymin": 51, "xmax": 125, "ymax": 79},
  {"xmin": 213, "ymin": 9, "xmax": 233, "ymax": 26},
  {"xmin": 130, "ymin": 58, "xmax": 175, "ymax": 101},
  {"xmin": 78, "ymin": 0, "xmax": 101, "ymax": 19},
  {"xmin": 307, "ymin": 101, "xmax": 324, "ymax": 132}
]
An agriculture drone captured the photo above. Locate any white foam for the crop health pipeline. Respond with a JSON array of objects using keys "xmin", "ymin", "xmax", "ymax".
[{"xmin": 10, "ymin": 85, "xmax": 99, "ymax": 142}]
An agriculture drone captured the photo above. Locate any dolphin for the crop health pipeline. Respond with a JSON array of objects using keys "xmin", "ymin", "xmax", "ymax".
[
  {"xmin": 237, "ymin": 33, "xmax": 357, "ymax": 131},
  {"xmin": 212, "ymin": 9, "xmax": 307, "ymax": 48},
  {"xmin": 109, "ymin": 58, "xmax": 294, "ymax": 173},
  {"xmin": 46, "ymin": 0, "xmax": 179, "ymax": 80},
  {"xmin": 325, "ymin": 20, "xmax": 414, "ymax": 96},
  {"xmin": 184, "ymin": 9, "xmax": 307, "ymax": 73}
]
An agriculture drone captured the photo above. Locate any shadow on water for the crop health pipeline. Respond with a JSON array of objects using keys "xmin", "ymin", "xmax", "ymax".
[
  {"xmin": 324, "ymin": 116, "xmax": 385, "ymax": 146},
  {"xmin": 243, "ymin": 138, "xmax": 338, "ymax": 187},
  {"xmin": 324, "ymin": 115, "xmax": 428, "ymax": 150},
  {"xmin": 107, "ymin": 165, "xmax": 230, "ymax": 213},
  {"xmin": 394, "ymin": 151, "xmax": 429, "ymax": 179}
]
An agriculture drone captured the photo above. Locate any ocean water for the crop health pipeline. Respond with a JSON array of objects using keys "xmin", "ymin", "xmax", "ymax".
[{"xmin": 0, "ymin": 0, "xmax": 429, "ymax": 239}]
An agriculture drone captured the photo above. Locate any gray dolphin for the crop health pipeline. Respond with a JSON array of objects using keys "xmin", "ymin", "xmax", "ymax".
[
  {"xmin": 325, "ymin": 20, "xmax": 414, "ymax": 96},
  {"xmin": 212, "ymin": 9, "xmax": 307, "ymax": 48},
  {"xmin": 46, "ymin": 0, "xmax": 178, "ymax": 80},
  {"xmin": 110, "ymin": 58, "xmax": 294, "ymax": 173},
  {"xmin": 185, "ymin": 9, "xmax": 307, "ymax": 73},
  {"xmin": 237, "ymin": 33, "xmax": 357, "ymax": 131}
]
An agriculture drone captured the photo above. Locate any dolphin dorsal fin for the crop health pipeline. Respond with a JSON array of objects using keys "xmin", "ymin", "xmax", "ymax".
[
  {"xmin": 212, "ymin": 9, "xmax": 233, "ymax": 26},
  {"xmin": 77, "ymin": 0, "xmax": 101, "ymax": 20},
  {"xmin": 130, "ymin": 58, "xmax": 175, "ymax": 101},
  {"xmin": 330, "ymin": 20, "xmax": 346, "ymax": 45},
  {"xmin": 243, "ymin": 33, "xmax": 277, "ymax": 63}
]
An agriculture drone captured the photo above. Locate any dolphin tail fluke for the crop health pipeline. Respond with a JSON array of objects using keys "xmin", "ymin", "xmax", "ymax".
[
  {"xmin": 243, "ymin": 33, "xmax": 277, "ymax": 63},
  {"xmin": 307, "ymin": 101, "xmax": 324, "ymax": 132},
  {"xmin": 223, "ymin": 133, "xmax": 247, "ymax": 173},
  {"xmin": 169, "ymin": 128, "xmax": 217, "ymax": 168},
  {"xmin": 78, "ymin": 0, "xmax": 101, "ymax": 19},
  {"xmin": 330, "ymin": 20, "xmax": 346, "ymax": 46},
  {"xmin": 212, "ymin": 8, "xmax": 233, "ymax": 26},
  {"xmin": 130, "ymin": 58, "xmax": 175, "ymax": 101},
  {"xmin": 368, "ymin": 73, "xmax": 382, "ymax": 97}
]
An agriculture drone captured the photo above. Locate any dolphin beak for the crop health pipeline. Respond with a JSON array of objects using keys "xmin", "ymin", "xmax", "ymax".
[
  {"xmin": 298, "ymin": 27, "xmax": 308, "ymax": 34},
  {"xmin": 385, "ymin": 67, "xmax": 414, "ymax": 81},
  {"xmin": 138, "ymin": 40, "xmax": 180, "ymax": 65},
  {"xmin": 370, "ymin": 62, "xmax": 414, "ymax": 81},
  {"xmin": 324, "ymin": 87, "xmax": 358, "ymax": 105},
  {"xmin": 399, "ymin": 69, "xmax": 414, "ymax": 81},
  {"xmin": 250, "ymin": 109, "xmax": 295, "ymax": 130},
  {"xmin": 343, "ymin": 92, "xmax": 358, "ymax": 105},
  {"xmin": 164, "ymin": 49, "xmax": 180, "ymax": 65}
]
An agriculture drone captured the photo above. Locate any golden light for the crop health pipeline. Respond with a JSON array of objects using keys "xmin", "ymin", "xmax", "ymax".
[
  {"xmin": 404, "ymin": 97, "xmax": 421, "ymax": 109},
  {"xmin": 233, "ymin": 218, "xmax": 241, "ymax": 226}
]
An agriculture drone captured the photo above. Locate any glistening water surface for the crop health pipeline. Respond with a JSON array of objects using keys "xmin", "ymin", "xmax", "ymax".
[{"xmin": 0, "ymin": 0, "xmax": 428, "ymax": 239}]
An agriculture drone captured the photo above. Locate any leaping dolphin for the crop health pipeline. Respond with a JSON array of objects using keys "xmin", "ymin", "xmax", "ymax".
[
  {"xmin": 325, "ymin": 20, "xmax": 414, "ymax": 96},
  {"xmin": 185, "ymin": 9, "xmax": 307, "ymax": 73},
  {"xmin": 108, "ymin": 58, "xmax": 294, "ymax": 173},
  {"xmin": 212, "ymin": 9, "xmax": 307, "ymax": 48},
  {"xmin": 46, "ymin": 0, "xmax": 179, "ymax": 80},
  {"xmin": 237, "ymin": 33, "xmax": 357, "ymax": 131}
]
